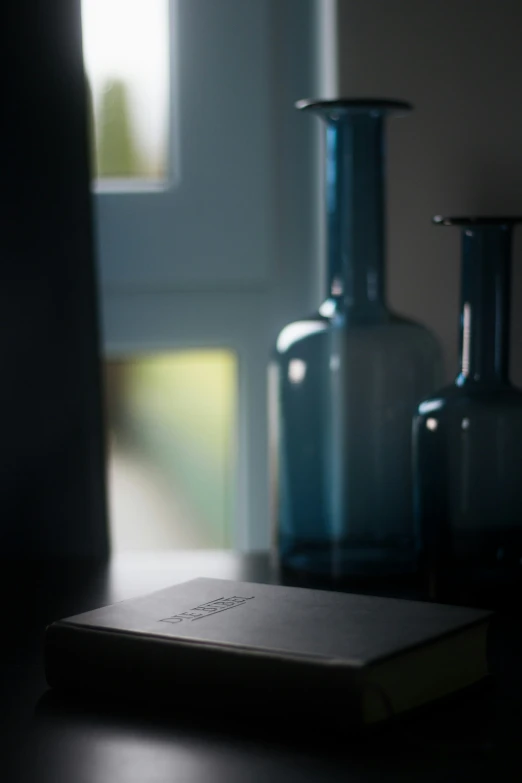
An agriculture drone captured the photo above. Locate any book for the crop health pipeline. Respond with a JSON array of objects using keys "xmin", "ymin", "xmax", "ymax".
[{"xmin": 44, "ymin": 577, "xmax": 491, "ymax": 724}]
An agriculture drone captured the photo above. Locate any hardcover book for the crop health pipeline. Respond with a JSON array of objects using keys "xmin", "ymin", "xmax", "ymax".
[{"xmin": 44, "ymin": 577, "xmax": 490, "ymax": 724}]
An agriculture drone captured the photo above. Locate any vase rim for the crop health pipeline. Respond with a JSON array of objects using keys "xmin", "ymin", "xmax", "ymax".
[
  {"xmin": 295, "ymin": 98, "xmax": 412, "ymax": 116},
  {"xmin": 433, "ymin": 215, "xmax": 522, "ymax": 227}
]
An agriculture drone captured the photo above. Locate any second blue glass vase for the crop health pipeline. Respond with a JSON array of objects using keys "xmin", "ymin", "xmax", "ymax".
[
  {"xmin": 270, "ymin": 99, "xmax": 441, "ymax": 579},
  {"xmin": 414, "ymin": 217, "xmax": 522, "ymax": 603}
]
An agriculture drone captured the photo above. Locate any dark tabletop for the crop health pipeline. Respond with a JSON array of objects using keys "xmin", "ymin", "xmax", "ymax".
[{"xmin": 2, "ymin": 551, "xmax": 522, "ymax": 782}]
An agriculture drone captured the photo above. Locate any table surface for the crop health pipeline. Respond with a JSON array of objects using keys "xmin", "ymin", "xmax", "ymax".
[{"xmin": 3, "ymin": 550, "xmax": 522, "ymax": 782}]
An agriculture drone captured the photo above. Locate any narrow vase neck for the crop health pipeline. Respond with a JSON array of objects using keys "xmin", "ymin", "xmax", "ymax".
[
  {"xmin": 457, "ymin": 226, "xmax": 512, "ymax": 387},
  {"xmin": 325, "ymin": 113, "xmax": 387, "ymax": 316}
]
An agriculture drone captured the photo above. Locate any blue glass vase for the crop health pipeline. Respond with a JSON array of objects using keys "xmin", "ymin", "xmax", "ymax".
[
  {"xmin": 413, "ymin": 216, "xmax": 522, "ymax": 604},
  {"xmin": 270, "ymin": 99, "xmax": 441, "ymax": 580}
]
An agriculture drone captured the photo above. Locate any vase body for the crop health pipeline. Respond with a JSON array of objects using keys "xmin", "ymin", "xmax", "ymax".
[
  {"xmin": 270, "ymin": 99, "xmax": 441, "ymax": 579},
  {"xmin": 413, "ymin": 217, "xmax": 522, "ymax": 603}
]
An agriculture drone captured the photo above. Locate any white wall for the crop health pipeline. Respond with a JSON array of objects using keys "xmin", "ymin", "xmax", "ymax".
[{"xmin": 337, "ymin": 0, "xmax": 522, "ymax": 384}]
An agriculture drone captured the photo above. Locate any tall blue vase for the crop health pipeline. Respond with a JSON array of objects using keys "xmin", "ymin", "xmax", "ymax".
[
  {"xmin": 270, "ymin": 99, "xmax": 441, "ymax": 579},
  {"xmin": 413, "ymin": 216, "xmax": 522, "ymax": 604}
]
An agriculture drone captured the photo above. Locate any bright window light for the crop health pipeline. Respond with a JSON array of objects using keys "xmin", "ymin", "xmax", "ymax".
[
  {"xmin": 81, "ymin": 0, "xmax": 170, "ymax": 184},
  {"xmin": 105, "ymin": 351, "xmax": 237, "ymax": 552}
]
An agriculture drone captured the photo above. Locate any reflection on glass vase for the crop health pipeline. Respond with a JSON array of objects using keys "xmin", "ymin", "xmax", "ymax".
[
  {"xmin": 413, "ymin": 217, "xmax": 522, "ymax": 605},
  {"xmin": 269, "ymin": 99, "xmax": 441, "ymax": 580}
]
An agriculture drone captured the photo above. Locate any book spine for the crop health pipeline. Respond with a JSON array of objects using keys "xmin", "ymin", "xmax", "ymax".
[{"xmin": 44, "ymin": 621, "xmax": 365, "ymax": 718}]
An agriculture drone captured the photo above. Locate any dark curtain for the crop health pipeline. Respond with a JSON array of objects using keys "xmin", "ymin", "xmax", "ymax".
[{"xmin": 0, "ymin": 0, "xmax": 109, "ymax": 556}]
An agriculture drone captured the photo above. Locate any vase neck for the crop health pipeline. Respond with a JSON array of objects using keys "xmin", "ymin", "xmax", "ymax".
[
  {"xmin": 325, "ymin": 113, "xmax": 387, "ymax": 317},
  {"xmin": 456, "ymin": 226, "xmax": 512, "ymax": 387}
]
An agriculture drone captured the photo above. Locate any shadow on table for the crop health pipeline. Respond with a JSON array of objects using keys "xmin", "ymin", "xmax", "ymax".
[{"xmin": 35, "ymin": 677, "xmax": 496, "ymax": 759}]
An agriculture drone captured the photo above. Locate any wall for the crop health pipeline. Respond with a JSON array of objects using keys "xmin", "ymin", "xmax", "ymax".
[{"xmin": 337, "ymin": 0, "xmax": 522, "ymax": 384}]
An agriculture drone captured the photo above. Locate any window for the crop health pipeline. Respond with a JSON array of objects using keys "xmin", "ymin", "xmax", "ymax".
[
  {"xmin": 82, "ymin": 0, "xmax": 170, "ymax": 185},
  {"xmin": 105, "ymin": 351, "xmax": 237, "ymax": 551},
  {"xmin": 82, "ymin": 0, "xmax": 330, "ymax": 551}
]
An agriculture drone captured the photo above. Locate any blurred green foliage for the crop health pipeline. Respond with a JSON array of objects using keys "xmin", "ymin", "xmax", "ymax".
[
  {"xmin": 97, "ymin": 78, "xmax": 142, "ymax": 177},
  {"xmin": 107, "ymin": 351, "xmax": 237, "ymax": 548}
]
